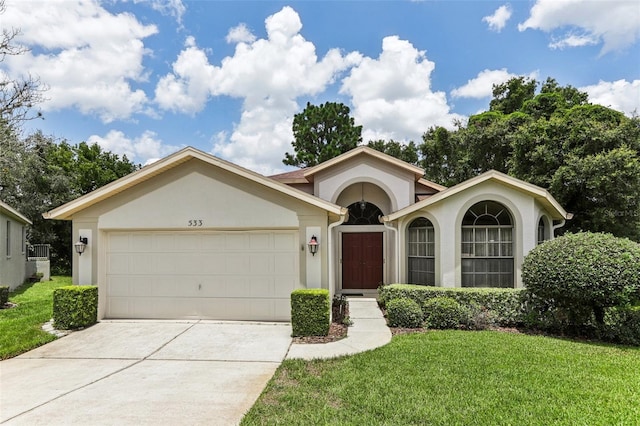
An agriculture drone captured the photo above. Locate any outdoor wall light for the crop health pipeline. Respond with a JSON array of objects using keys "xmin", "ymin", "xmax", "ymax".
[
  {"xmin": 308, "ymin": 235, "xmax": 319, "ymax": 256},
  {"xmin": 74, "ymin": 237, "xmax": 88, "ymax": 256}
]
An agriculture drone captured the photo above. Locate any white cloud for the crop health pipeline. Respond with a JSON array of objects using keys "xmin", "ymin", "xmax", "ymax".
[
  {"xmin": 451, "ymin": 69, "xmax": 538, "ymax": 99},
  {"xmin": 340, "ymin": 36, "xmax": 462, "ymax": 142},
  {"xmin": 155, "ymin": 6, "xmax": 362, "ymax": 174},
  {"xmin": 226, "ymin": 24, "xmax": 256, "ymax": 44},
  {"xmin": 1, "ymin": 0, "xmax": 157, "ymax": 123},
  {"xmin": 519, "ymin": 0, "xmax": 640, "ymax": 54},
  {"xmin": 88, "ymin": 130, "xmax": 182, "ymax": 165},
  {"xmin": 581, "ymin": 79, "xmax": 640, "ymax": 116},
  {"xmin": 483, "ymin": 4, "xmax": 512, "ymax": 32},
  {"xmin": 133, "ymin": 0, "xmax": 186, "ymax": 24},
  {"xmin": 549, "ymin": 33, "xmax": 599, "ymax": 49}
]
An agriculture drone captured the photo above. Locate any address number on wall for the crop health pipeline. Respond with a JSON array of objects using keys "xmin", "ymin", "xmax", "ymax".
[{"xmin": 187, "ymin": 220, "xmax": 203, "ymax": 227}]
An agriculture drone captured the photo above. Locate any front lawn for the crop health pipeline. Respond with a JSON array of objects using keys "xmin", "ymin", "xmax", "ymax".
[
  {"xmin": 0, "ymin": 276, "xmax": 71, "ymax": 359},
  {"xmin": 243, "ymin": 330, "xmax": 640, "ymax": 425}
]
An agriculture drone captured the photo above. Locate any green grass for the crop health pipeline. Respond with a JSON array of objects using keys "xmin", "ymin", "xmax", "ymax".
[
  {"xmin": 243, "ymin": 330, "xmax": 640, "ymax": 425},
  {"xmin": 0, "ymin": 276, "xmax": 71, "ymax": 359}
]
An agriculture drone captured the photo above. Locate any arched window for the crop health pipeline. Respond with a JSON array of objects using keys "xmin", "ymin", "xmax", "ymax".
[
  {"xmin": 461, "ymin": 201, "xmax": 513, "ymax": 288},
  {"xmin": 408, "ymin": 217, "xmax": 435, "ymax": 285},
  {"xmin": 344, "ymin": 202, "xmax": 383, "ymax": 225},
  {"xmin": 537, "ymin": 217, "xmax": 548, "ymax": 245}
]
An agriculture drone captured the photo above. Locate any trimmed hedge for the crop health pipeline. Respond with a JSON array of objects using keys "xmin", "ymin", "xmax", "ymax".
[
  {"xmin": 291, "ymin": 289, "xmax": 330, "ymax": 337},
  {"xmin": 53, "ymin": 285, "xmax": 98, "ymax": 330},
  {"xmin": 0, "ymin": 286, "xmax": 8, "ymax": 305},
  {"xmin": 379, "ymin": 284, "xmax": 523, "ymax": 326},
  {"xmin": 423, "ymin": 297, "xmax": 469, "ymax": 329},
  {"xmin": 387, "ymin": 298, "xmax": 423, "ymax": 328},
  {"xmin": 523, "ymin": 232, "xmax": 640, "ymax": 329}
]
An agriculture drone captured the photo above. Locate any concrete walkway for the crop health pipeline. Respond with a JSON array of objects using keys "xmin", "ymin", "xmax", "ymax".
[{"xmin": 287, "ymin": 298, "xmax": 392, "ymax": 360}]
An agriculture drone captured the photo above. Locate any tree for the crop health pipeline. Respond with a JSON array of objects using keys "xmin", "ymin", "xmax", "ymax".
[
  {"xmin": 0, "ymin": 0, "xmax": 46, "ymax": 127},
  {"xmin": 489, "ymin": 76, "xmax": 537, "ymax": 114},
  {"xmin": 367, "ymin": 140, "xmax": 419, "ymax": 166},
  {"xmin": 283, "ymin": 102, "xmax": 362, "ymax": 168},
  {"xmin": 419, "ymin": 76, "xmax": 640, "ymax": 240},
  {"xmin": 0, "ymin": 127, "xmax": 139, "ymax": 274}
]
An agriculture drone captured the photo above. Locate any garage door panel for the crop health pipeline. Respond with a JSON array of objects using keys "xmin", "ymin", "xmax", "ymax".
[
  {"xmin": 108, "ymin": 254, "xmax": 130, "ymax": 274},
  {"xmin": 106, "ymin": 231, "xmax": 299, "ymax": 320}
]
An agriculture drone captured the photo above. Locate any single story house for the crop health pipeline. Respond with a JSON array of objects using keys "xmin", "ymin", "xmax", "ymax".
[
  {"xmin": 44, "ymin": 146, "xmax": 570, "ymax": 321},
  {"xmin": 1, "ymin": 201, "xmax": 32, "ymax": 290}
]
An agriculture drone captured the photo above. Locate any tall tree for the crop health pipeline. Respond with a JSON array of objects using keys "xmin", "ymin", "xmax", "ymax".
[
  {"xmin": 420, "ymin": 77, "xmax": 640, "ymax": 240},
  {"xmin": 489, "ymin": 76, "xmax": 537, "ymax": 114},
  {"xmin": 283, "ymin": 102, "xmax": 362, "ymax": 168},
  {"xmin": 0, "ymin": 127, "xmax": 139, "ymax": 274},
  {"xmin": 367, "ymin": 140, "xmax": 419, "ymax": 166}
]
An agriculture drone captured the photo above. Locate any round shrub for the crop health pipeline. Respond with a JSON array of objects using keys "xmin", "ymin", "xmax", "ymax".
[
  {"xmin": 523, "ymin": 232, "xmax": 640, "ymax": 327},
  {"xmin": 387, "ymin": 298, "xmax": 423, "ymax": 328},
  {"xmin": 423, "ymin": 297, "xmax": 469, "ymax": 329}
]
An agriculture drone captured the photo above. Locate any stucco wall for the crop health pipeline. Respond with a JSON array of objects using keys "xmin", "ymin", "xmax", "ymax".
[
  {"xmin": 70, "ymin": 159, "xmax": 331, "ymax": 294},
  {"xmin": 314, "ymin": 156, "xmax": 416, "ymax": 211},
  {"xmin": 0, "ymin": 213, "xmax": 28, "ymax": 289},
  {"xmin": 397, "ymin": 180, "xmax": 552, "ymax": 288}
]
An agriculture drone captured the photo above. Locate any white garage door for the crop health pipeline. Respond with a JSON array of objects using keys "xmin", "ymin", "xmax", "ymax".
[{"xmin": 106, "ymin": 231, "xmax": 299, "ymax": 321}]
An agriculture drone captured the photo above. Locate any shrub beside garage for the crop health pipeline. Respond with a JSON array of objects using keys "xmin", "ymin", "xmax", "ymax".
[
  {"xmin": 53, "ymin": 285, "xmax": 98, "ymax": 330},
  {"xmin": 291, "ymin": 289, "xmax": 330, "ymax": 337}
]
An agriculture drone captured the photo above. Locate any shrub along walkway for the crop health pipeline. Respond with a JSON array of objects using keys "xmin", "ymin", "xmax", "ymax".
[{"xmin": 286, "ymin": 298, "xmax": 391, "ymax": 360}]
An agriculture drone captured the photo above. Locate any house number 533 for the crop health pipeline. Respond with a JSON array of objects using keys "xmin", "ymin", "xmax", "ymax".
[{"xmin": 188, "ymin": 220, "xmax": 203, "ymax": 227}]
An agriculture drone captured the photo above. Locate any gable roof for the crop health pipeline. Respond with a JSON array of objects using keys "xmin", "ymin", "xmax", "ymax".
[
  {"xmin": 303, "ymin": 146, "xmax": 426, "ymax": 181},
  {"xmin": 0, "ymin": 201, "xmax": 32, "ymax": 225},
  {"xmin": 44, "ymin": 147, "xmax": 347, "ymax": 220},
  {"xmin": 384, "ymin": 169, "xmax": 570, "ymax": 222},
  {"xmin": 270, "ymin": 146, "xmax": 446, "ymax": 193}
]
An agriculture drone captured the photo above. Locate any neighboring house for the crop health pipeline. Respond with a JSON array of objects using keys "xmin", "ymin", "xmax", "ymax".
[
  {"xmin": 0, "ymin": 201, "xmax": 31, "ymax": 290},
  {"xmin": 44, "ymin": 146, "xmax": 570, "ymax": 321}
]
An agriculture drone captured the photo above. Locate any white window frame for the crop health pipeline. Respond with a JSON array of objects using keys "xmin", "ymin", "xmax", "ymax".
[{"xmin": 407, "ymin": 218, "xmax": 435, "ymax": 286}]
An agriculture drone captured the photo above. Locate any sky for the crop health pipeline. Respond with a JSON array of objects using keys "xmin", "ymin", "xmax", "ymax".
[{"xmin": 2, "ymin": 0, "xmax": 640, "ymax": 175}]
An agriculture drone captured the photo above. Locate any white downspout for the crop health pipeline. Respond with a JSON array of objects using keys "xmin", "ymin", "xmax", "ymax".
[
  {"xmin": 328, "ymin": 210, "xmax": 348, "ymax": 296},
  {"xmin": 382, "ymin": 217, "xmax": 400, "ymax": 283},
  {"xmin": 552, "ymin": 213, "xmax": 572, "ymax": 238}
]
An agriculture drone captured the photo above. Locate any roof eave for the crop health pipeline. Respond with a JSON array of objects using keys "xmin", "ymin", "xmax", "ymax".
[{"xmin": 45, "ymin": 147, "xmax": 345, "ymax": 220}]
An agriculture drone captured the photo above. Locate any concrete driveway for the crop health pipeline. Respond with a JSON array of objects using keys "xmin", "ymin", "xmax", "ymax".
[{"xmin": 0, "ymin": 320, "xmax": 292, "ymax": 426}]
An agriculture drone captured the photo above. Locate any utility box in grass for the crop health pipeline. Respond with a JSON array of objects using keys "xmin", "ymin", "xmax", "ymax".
[
  {"xmin": 291, "ymin": 289, "xmax": 330, "ymax": 337},
  {"xmin": 53, "ymin": 285, "xmax": 98, "ymax": 330}
]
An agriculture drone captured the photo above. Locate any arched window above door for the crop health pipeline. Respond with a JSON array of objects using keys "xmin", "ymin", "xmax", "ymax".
[{"xmin": 344, "ymin": 202, "xmax": 383, "ymax": 225}]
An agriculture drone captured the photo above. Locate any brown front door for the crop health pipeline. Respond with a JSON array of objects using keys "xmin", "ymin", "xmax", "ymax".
[{"xmin": 342, "ymin": 232, "xmax": 383, "ymax": 290}]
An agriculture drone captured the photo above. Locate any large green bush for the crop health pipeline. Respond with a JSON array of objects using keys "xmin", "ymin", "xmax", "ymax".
[
  {"xmin": 53, "ymin": 285, "xmax": 98, "ymax": 330},
  {"xmin": 290, "ymin": 289, "xmax": 330, "ymax": 337},
  {"xmin": 523, "ymin": 232, "xmax": 640, "ymax": 329},
  {"xmin": 379, "ymin": 284, "xmax": 523, "ymax": 326},
  {"xmin": 386, "ymin": 298, "xmax": 423, "ymax": 328},
  {"xmin": 423, "ymin": 297, "xmax": 469, "ymax": 329}
]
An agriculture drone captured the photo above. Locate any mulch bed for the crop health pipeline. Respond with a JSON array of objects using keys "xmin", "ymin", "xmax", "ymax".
[
  {"xmin": 293, "ymin": 322, "xmax": 348, "ymax": 344},
  {"xmin": 292, "ymin": 300, "xmax": 350, "ymax": 344}
]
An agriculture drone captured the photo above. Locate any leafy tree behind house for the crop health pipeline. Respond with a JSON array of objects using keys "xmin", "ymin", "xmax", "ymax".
[
  {"xmin": 0, "ymin": 127, "xmax": 139, "ymax": 274},
  {"xmin": 367, "ymin": 140, "xmax": 420, "ymax": 166},
  {"xmin": 283, "ymin": 102, "xmax": 362, "ymax": 167},
  {"xmin": 420, "ymin": 77, "xmax": 640, "ymax": 241}
]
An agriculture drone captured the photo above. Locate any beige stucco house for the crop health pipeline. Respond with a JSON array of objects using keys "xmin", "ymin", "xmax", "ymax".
[
  {"xmin": 45, "ymin": 146, "xmax": 569, "ymax": 321},
  {"xmin": 1, "ymin": 201, "xmax": 31, "ymax": 290}
]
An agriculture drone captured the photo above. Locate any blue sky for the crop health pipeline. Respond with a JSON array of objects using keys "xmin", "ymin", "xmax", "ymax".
[{"xmin": 3, "ymin": 0, "xmax": 639, "ymax": 174}]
